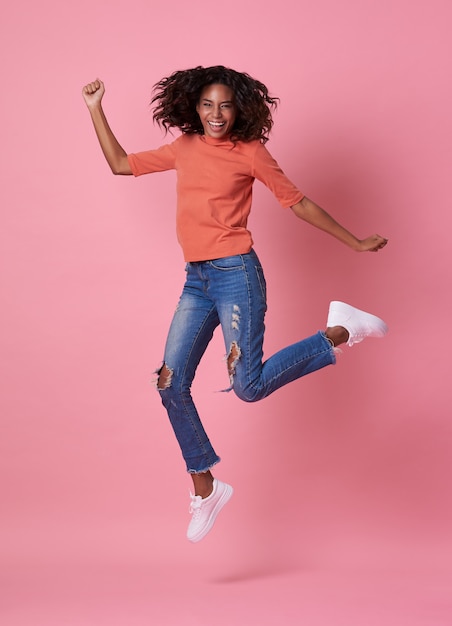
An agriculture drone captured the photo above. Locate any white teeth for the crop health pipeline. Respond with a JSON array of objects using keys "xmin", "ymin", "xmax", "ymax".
[{"xmin": 208, "ymin": 121, "xmax": 225, "ymax": 127}]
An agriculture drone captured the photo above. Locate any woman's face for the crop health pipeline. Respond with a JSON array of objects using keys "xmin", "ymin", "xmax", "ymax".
[{"xmin": 196, "ymin": 83, "xmax": 236, "ymax": 139}]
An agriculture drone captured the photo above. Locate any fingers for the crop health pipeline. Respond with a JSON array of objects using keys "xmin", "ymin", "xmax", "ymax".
[
  {"xmin": 359, "ymin": 235, "xmax": 388, "ymax": 252},
  {"xmin": 371, "ymin": 236, "xmax": 388, "ymax": 252},
  {"xmin": 82, "ymin": 79, "xmax": 104, "ymax": 96}
]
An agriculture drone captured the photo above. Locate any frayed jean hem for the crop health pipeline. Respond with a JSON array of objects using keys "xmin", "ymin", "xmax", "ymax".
[{"xmin": 187, "ymin": 457, "xmax": 221, "ymax": 475}]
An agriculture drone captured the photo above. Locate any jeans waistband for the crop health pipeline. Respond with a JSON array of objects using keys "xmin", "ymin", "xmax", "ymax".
[{"xmin": 188, "ymin": 249, "xmax": 257, "ymax": 265}]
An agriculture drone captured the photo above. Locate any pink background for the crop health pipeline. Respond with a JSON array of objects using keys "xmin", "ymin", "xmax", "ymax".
[{"xmin": 1, "ymin": 0, "xmax": 451, "ymax": 624}]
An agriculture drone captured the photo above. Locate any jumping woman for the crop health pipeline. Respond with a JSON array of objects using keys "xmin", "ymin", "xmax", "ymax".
[{"xmin": 82, "ymin": 65, "xmax": 388, "ymax": 542}]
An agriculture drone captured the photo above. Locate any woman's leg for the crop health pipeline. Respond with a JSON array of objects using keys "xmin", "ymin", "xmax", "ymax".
[
  {"xmin": 206, "ymin": 250, "xmax": 337, "ymax": 402},
  {"xmin": 157, "ymin": 264, "xmax": 221, "ymax": 476},
  {"xmin": 157, "ymin": 264, "xmax": 235, "ymax": 543}
]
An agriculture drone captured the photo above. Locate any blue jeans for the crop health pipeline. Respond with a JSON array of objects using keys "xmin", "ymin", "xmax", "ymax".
[{"xmin": 158, "ymin": 249, "xmax": 336, "ymax": 473}]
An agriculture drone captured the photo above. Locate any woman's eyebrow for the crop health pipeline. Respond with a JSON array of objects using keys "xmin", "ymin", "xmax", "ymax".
[{"xmin": 201, "ymin": 98, "xmax": 233, "ymax": 104}]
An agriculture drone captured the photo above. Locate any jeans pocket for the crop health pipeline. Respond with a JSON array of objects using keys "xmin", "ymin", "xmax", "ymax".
[{"xmin": 209, "ymin": 255, "xmax": 244, "ymax": 271}]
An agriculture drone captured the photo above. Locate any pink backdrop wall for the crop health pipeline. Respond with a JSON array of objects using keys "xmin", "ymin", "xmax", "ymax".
[{"xmin": 1, "ymin": 0, "xmax": 451, "ymax": 623}]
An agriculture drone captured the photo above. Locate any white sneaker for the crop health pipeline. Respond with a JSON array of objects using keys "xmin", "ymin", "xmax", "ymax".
[
  {"xmin": 327, "ymin": 301, "xmax": 388, "ymax": 347},
  {"xmin": 187, "ymin": 478, "xmax": 233, "ymax": 543}
]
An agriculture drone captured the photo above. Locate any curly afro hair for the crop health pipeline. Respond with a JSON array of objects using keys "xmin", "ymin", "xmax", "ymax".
[{"xmin": 151, "ymin": 65, "xmax": 278, "ymax": 143}]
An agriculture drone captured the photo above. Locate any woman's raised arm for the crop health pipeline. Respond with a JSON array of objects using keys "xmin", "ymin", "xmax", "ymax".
[{"xmin": 82, "ymin": 79, "xmax": 132, "ymax": 175}]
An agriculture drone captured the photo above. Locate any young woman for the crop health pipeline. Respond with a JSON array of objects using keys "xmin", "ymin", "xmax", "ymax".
[{"xmin": 82, "ymin": 66, "xmax": 388, "ymax": 543}]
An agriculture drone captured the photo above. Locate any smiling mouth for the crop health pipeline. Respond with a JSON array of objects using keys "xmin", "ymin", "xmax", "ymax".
[{"xmin": 208, "ymin": 121, "xmax": 226, "ymax": 128}]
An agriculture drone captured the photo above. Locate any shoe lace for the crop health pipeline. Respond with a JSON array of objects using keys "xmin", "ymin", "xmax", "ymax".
[{"xmin": 189, "ymin": 494, "xmax": 202, "ymax": 519}]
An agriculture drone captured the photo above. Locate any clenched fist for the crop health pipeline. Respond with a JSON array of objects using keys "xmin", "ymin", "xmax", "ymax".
[{"xmin": 82, "ymin": 79, "xmax": 105, "ymax": 109}]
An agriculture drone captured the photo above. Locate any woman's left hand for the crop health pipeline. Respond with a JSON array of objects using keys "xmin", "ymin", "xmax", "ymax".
[{"xmin": 357, "ymin": 235, "xmax": 388, "ymax": 252}]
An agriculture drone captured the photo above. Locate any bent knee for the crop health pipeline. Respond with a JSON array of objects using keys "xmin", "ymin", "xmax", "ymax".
[{"xmin": 232, "ymin": 385, "xmax": 261, "ymax": 403}]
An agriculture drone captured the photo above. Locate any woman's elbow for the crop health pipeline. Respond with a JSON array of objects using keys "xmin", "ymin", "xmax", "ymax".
[{"xmin": 110, "ymin": 159, "xmax": 133, "ymax": 176}]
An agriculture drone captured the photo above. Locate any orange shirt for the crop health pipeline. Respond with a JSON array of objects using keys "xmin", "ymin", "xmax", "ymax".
[{"xmin": 127, "ymin": 134, "xmax": 304, "ymax": 262}]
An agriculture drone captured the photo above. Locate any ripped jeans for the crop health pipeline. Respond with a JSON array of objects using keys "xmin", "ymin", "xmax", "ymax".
[{"xmin": 158, "ymin": 249, "xmax": 336, "ymax": 473}]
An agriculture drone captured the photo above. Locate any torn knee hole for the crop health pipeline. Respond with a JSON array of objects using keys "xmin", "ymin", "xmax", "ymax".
[
  {"xmin": 227, "ymin": 341, "xmax": 241, "ymax": 378},
  {"xmin": 157, "ymin": 364, "xmax": 173, "ymax": 390}
]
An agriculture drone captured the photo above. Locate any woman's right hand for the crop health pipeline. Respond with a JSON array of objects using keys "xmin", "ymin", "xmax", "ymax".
[
  {"xmin": 81, "ymin": 78, "xmax": 131, "ymax": 175},
  {"xmin": 82, "ymin": 79, "xmax": 105, "ymax": 108}
]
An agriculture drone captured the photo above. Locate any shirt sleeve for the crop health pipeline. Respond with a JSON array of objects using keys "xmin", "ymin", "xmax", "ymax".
[
  {"xmin": 251, "ymin": 142, "xmax": 304, "ymax": 208},
  {"xmin": 127, "ymin": 140, "xmax": 177, "ymax": 176}
]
